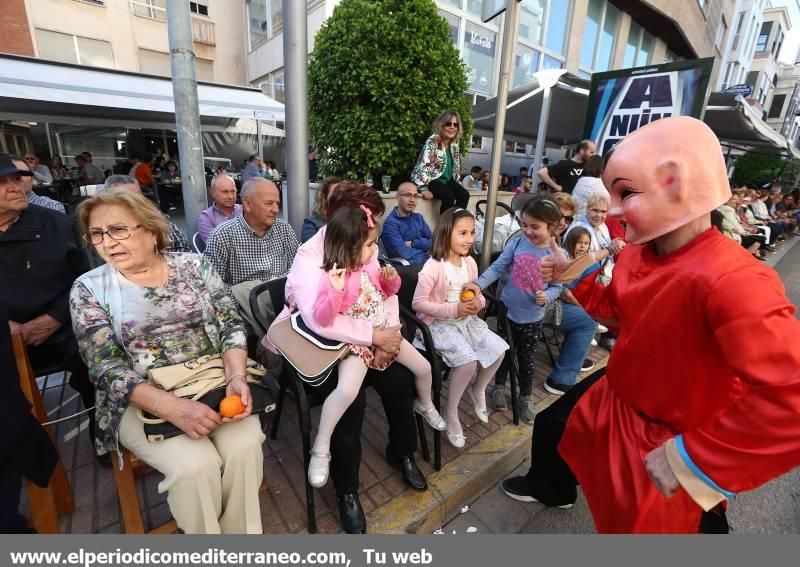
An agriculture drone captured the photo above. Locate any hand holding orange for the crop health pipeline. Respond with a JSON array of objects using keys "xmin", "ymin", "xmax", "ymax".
[
  {"xmin": 460, "ymin": 289, "xmax": 476, "ymax": 302},
  {"xmin": 219, "ymin": 395, "xmax": 245, "ymax": 418}
]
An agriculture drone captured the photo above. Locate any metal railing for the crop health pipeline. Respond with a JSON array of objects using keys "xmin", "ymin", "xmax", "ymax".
[{"xmin": 192, "ymin": 17, "xmax": 215, "ymax": 45}]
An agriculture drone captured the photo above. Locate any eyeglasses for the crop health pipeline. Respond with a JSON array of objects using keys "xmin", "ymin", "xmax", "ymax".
[
  {"xmin": 83, "ymin": 224, "xmax": 142, "ymax": 245},
  {"xmin": 444, "ymin": 121, "xmax": 459, "ymax": 128},
  {"xmin": 397, "ymin": 193, "xmax": 418, "ymax": 199}
]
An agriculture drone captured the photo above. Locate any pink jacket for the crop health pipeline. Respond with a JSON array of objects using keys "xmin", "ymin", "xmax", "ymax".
[
  {"xmin": 263, "ymin": 226, "xmax": 399, "ymax": 350},
  {"xmin": 313, "ymin": 263, "xmax": 401, "ymax": 327},
  {"xmin": 412, "ymin": 256, "xmax": 486, "ymax": 325}
]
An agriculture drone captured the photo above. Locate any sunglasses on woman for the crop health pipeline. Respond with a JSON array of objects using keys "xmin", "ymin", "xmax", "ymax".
[{"xmin": 444, "ymin": 121, "xmax": 459, "ymax": 128}]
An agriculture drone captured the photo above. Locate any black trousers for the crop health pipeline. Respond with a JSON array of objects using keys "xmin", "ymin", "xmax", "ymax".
[
  {"xmin": 428, "ymin": 178, "xmax": 469, "ymax": 214},
  {"xmin": 307, "ymin": 360, "xmax": 417, "ymax": 496},
  {"xmin": 0, "ymin": 468, "xmax": 30, "ymax": 533},
  {"xmin": 524, "ymin": 368, "xmax": 729, "ymax": 533},
  {"xmin": 28, "ymin": 337, "xmax": 96, "ymax": 443}
]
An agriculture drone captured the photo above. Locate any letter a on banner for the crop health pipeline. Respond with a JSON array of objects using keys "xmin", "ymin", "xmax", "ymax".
[{"xmin": 583, "ymin": 58, "xmax": 714, "ymax": 155}]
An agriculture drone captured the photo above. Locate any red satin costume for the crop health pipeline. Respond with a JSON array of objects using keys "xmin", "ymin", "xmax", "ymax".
[{"xmin": 559, "ymin": 227, "xmax": 800, "ymax": 533}]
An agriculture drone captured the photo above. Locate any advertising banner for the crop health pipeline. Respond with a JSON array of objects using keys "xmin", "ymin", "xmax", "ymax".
[{"xmin": 583, "ymin": 58, "xmax": 714, "ymax": 155}]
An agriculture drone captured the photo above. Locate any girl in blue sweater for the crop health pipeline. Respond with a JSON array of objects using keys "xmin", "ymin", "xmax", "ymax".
[{"xmin": 463, "ymin": 197, "xmax": 563, "ymax": 423}]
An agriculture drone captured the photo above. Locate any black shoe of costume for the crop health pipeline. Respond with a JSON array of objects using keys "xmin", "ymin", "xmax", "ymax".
[
  {"xmin": 543, "ymin": 378, "xmax": 574, "ymax": 396},
  {"xmin": 386, "ymin": 451, "xmax": 428, "ymax": 491},
  {"xmin": 698, "ymin": 504, "xmax": 729, "ymax": 534},
  {"xmin": 337, "ymin": 493, "xmax": 366, "ymax": 534},
  {"xmin": 501, "ymin": 476, "xmax": 575, "ymax": 509}
]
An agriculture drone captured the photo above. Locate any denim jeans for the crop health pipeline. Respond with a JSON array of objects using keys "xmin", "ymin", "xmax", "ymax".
[{"xmin": 548, "ymin": 303, "xmax": 597, "ymax": 386}]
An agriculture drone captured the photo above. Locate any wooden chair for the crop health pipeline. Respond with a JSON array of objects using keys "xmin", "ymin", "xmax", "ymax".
[
  {"xmin": 111, "ymin": 449, "xmax": 178, "ymax": 534},
  {"xmin": 11, "ymin": 333, "xmax": 75, "ymax": 534}
]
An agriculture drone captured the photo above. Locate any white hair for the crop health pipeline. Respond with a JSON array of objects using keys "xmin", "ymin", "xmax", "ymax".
[
  {"xmin": 240, "ymin": 177, "xmax": 276, "ymax": 200},
  {"xmin": 210, "ymin": 174, "xmax": 235, "ymax": 193}
]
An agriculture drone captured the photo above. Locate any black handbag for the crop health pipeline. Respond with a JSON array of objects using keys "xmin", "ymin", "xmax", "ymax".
[{"xmin": 139, "ymin": 378, "xmax": 278, "ymax": 443}]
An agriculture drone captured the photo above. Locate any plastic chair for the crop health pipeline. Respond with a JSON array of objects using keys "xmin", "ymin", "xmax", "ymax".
[
  {"xmin": 252, "ymin": 276, "xmax": 432, "ymax": 532},
  {"xmin": 192, "ymin": 232, "xmax": 206, "ymax": 254}
]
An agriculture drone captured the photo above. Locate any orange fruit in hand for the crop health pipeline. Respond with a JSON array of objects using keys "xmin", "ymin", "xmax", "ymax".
[
  {"xmin": 220, "ymin": 395, "xmax": 245, "ymax": 417},
  {"xmin": 460, "ymin": 289, "xmax": 476, "ymax": 302}
]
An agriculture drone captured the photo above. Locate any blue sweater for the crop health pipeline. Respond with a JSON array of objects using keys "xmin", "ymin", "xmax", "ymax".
[
  {"xmin": 475, "ymin": 236, "xmax": 562, "ymax": 324},
  {"xmin": 381, "ymin": 208, "xmax": 433, "ymax": 265}
]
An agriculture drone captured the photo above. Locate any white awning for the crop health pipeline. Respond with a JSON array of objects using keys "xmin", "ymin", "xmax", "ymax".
[{"xmin": 0, "ymin": 54, "xmax": 284, "ymax": 130}]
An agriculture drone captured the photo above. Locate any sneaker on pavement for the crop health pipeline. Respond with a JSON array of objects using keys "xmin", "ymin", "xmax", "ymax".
[
  {"xmin": 544, "ymin": 377, "xmax": 574, "ymax": 396},
  {"xmin": 501, "ymin": 477, "xmax": 574, "ymax": 509},
  {"xmin": 491, "ymin": 385, "xmax": 508, "ymax": 410},
  {"xmin": 518, "ymin": 395, "xmax": 535, "ymax": 424},
  {"xmin": 581, "ymin": 358, "xmax": 595, "ymax": 372}
]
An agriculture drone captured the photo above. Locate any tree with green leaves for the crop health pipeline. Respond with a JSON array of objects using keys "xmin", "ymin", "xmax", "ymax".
[
  {"xmin": 308, "ymin": 0, "xmax": 472, "ymax": 185},
  {"xmin": 731, "ymin": 147, "xmax": 784, "ymax": 188},
  {"xmin": 779, "ymin": 157, "xmax": 800, "ymax": 189}
]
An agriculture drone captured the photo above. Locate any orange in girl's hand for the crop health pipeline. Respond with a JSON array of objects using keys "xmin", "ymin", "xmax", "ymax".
[
  {"xmin": 220, "ymin": 395, "xmax": 245, "ymax": 417},
  {"xmin": 460, "ymin": 289, "xmax": 476, "ymax": 302}
]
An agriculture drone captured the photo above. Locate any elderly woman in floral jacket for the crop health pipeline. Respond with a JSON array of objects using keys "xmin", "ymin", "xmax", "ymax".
[
  {"xmin": 411, "ymin": 109, "xmax": 470, "ymax": 214},
  {"xmin": 70, "ymin": 189, "xmax": 265, "ymax": 534}
]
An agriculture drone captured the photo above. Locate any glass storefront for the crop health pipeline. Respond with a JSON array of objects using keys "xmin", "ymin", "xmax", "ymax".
[{"xmin": 463, "ymin": 22, "xmax": 497, "ymax": 95}]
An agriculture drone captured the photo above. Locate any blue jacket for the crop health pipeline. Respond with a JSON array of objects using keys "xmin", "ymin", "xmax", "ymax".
[
  {"xmin": 301, "ymin": 213, "xmax": 325, "ymax": 243},
  {"xmin": 381, "ymin": 208, "xmax": 433, "ymax": 265}
]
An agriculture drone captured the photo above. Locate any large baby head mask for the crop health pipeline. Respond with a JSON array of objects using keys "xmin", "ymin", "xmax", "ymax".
[{"xmin": 602, "ymin": 116, "xmax": 731, "ymax": 244}]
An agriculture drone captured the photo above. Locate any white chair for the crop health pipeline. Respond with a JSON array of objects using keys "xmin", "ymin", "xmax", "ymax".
[{"xmin": 192, "ymin": 232, "xmax": 206, "ymax": 254}]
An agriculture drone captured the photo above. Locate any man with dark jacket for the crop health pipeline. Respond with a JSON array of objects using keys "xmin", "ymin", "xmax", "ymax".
[
  {"xmin": 381, "ymin": 181, "xmax": 433, "ymax": 265},
  {"xmin": 0, "ymin": 297, "xmax": 57, "ymax": 532},
  {"xmin": 0, "ymin": 154, "xmax": 100, "ymax": 464}
]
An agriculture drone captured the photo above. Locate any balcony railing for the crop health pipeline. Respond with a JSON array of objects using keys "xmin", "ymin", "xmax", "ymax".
[
  {"xmin": 192, "ymin": 18, "xmax": 215, "ymax": 46},
  {"xmin": 130, "ymin": 0, "xmax": 166, "ymax": 22}
]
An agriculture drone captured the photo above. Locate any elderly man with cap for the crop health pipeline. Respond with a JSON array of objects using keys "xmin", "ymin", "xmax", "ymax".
[
  {"xmin": 0, "ymin": 154, "xmax": 101, "ymax": 463},
  {"xmin": 500, "ymin": 117, "xmax": 800, "ymax": 533}
]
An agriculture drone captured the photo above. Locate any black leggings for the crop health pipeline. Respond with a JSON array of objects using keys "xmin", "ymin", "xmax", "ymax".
[
  {"xmin": 509, "ymin": 319, "xmax": 543, "ymax": 397},
  {"xmin": 428, "ymin": 178, "xmax": 469, "ymax": 214}
]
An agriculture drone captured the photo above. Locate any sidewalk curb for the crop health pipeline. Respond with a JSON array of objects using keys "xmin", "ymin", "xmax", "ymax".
[{"xmin": 367, "ymin": 395, "xmax": 565, "ymax": 534}]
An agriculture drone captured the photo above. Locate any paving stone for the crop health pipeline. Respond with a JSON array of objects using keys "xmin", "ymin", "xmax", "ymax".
[{"xmin": 468, "ymin": 485, "xmax": 536, "ymax": 534}]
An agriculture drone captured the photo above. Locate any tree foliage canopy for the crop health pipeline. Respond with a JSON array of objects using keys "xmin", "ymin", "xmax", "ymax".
[
  {"xmin": 308, "ymin": 0, "xmax": 472, "ymax": 181},
  {"xmin": 731, "ymin": 148, "xmax": 784, "ymax": 188}
]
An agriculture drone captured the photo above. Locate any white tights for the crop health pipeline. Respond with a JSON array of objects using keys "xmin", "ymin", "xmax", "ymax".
[
  {"xmin": 446, "ymin": 355, "xmax": 503, "ymax": 437},
  {"xmin": 312, "ymin": 339, "xmax": 433, "ymax": 455}
]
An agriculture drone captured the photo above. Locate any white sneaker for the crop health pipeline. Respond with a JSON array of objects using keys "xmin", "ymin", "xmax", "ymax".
[
  {"xmin": 591, "ymin": 338, "xmax": 598, "ymax": 346},
  {"xmin": 596, "ymin": 324, "xmax": 609, "ymax": 334}
]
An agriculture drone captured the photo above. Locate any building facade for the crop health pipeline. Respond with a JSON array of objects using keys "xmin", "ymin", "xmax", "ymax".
[
  {"xmin": 16, "ymin": 0, "xmax": 247, "ymax": 86},
  {"xmin": 747, "ymin": 5, "xmax": 791, "ymax": 115},
  {"xmin": 247, "ymin": 0, "xmax": 733, "ymax": 172}
]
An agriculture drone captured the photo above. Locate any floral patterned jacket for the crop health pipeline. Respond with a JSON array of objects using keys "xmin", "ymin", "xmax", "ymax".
[
  {"xmin": 69, "ymin": 253, "xmax": 247, "ymax": 456},
  {"xmin": 410, "ymin": 134, "xmax": 462, "ymax": 189}
]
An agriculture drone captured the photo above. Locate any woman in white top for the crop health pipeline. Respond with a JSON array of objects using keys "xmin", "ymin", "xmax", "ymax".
[{"xmin": 571, "ymin": 155, "xmax": 609, "ymax": 218}]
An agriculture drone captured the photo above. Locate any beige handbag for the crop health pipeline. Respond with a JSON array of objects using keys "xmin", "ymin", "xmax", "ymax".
[
  {"xmin": 137, "ymin": 354, "xmax": 273, "ymax": 442},
  {"xmin": 266, "ymin": 311, "xmax": 349, "ymax": 387}
]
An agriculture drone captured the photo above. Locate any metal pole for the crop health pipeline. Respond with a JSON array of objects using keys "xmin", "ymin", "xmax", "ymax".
[
  {"xmin": 166, "ymin": 0, "xmax": 206, "ymax": 238},
  {"xmin": 531, "ymin": 85, "xmax": 553, "ymax": 176},
  {"xmin": 283, "ymin": 0, "xmax": 309, "ymax": 233},
  {"xmin": 480, "ymin": 1, "xmax": 520, "ymax": 271},
  {"xmin": 257, "ymin": 120, "xmax": 263, "ymax": 160}
]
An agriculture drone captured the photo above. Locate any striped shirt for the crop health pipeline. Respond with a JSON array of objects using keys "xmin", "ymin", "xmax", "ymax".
[{"xmin": 27, "ymin": 192, "xmax": 65, "ymax": 214}]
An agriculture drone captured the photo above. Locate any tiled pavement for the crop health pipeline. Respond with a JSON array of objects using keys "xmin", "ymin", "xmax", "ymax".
[{"xmin": 32, "ymin": 337, "xmax": 610, "ymax": 534}]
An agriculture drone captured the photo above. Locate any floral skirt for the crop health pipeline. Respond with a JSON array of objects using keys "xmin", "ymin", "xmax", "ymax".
[
  {"xmin": 348, "ymin": 343, "xmax": 398, "ymax": 371},
  {"xmin": 414, "ymin": 315, "xmax": 508, "ymax": 368}
]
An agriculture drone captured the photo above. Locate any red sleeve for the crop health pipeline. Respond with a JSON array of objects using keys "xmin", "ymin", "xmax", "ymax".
[
  {"xmin": 682, "ymin": 267, "xmax": 800, "ymax": 493},
  {"xmin": 312, "ymin": 271, "xmax": 347, "ymax": 327},
  {"xmin": 569, "ymin": 269, "xmax": 619, "ymax": 330}
]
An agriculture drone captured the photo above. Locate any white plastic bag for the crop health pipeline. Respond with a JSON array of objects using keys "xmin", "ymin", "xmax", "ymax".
[{"xmin": 474, "ymin": 213, "xmax": 521, "ymax": 255}]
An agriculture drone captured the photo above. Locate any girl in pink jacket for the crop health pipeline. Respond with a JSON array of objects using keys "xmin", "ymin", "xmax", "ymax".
[
  {"xmin": 308, "ymin": 206, "xmax": 445, "ymax": 489},
  {"xmin": 412, "ymin": 209, "xmax": 509, "ymax": 448}
]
